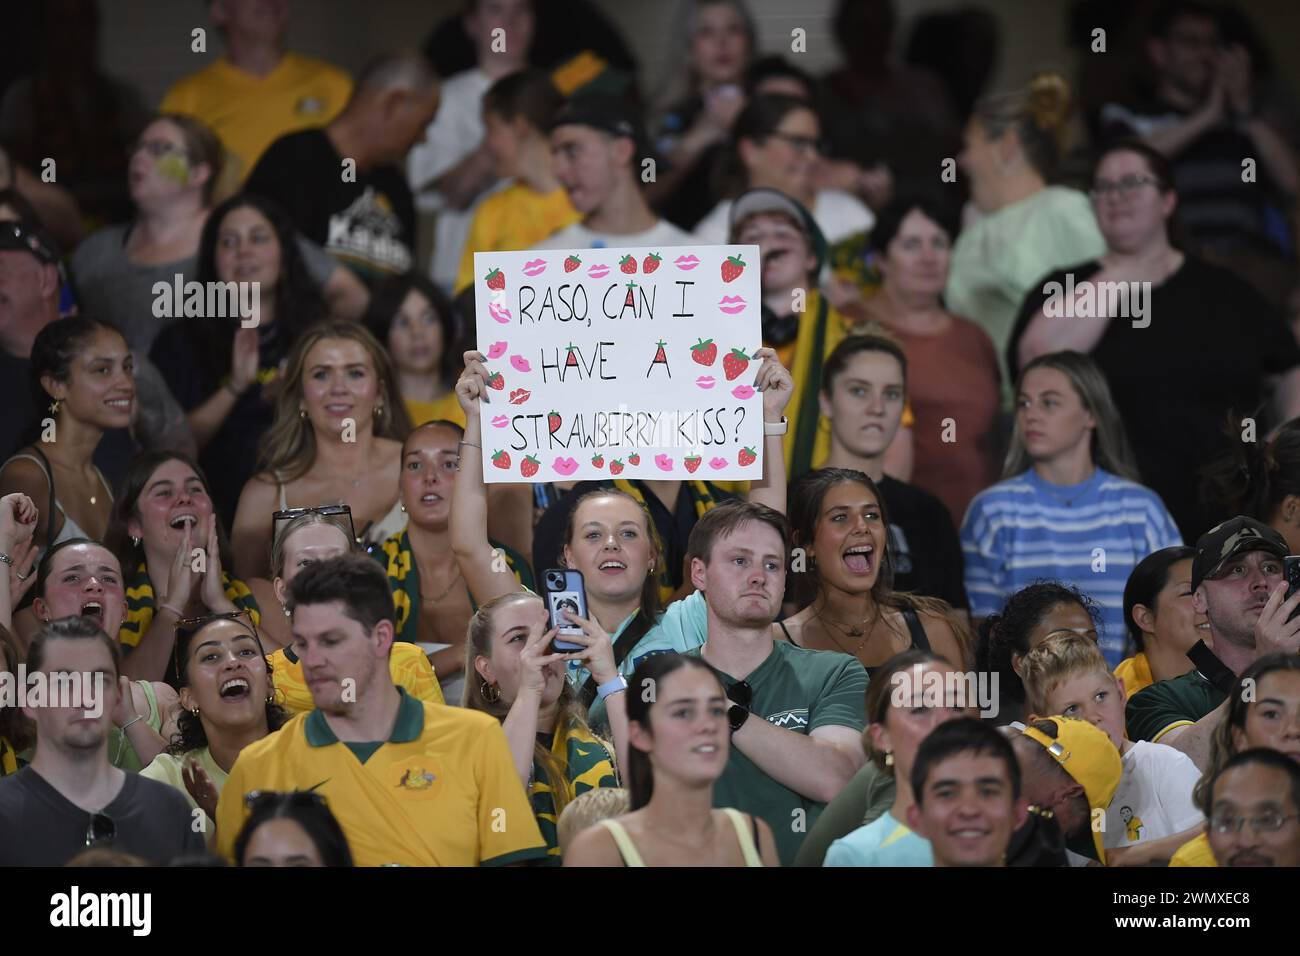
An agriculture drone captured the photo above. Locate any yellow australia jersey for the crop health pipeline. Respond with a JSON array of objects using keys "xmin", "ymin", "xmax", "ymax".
[
  {"xmin": 161, "ymin": 53, "xmax": 352, "ymax": 183},
  {"xmin": 455, "ymin": 183, "xmax": 580, "ymax": 293},
  {"xmin": 270, "ymin": 642, "xmax": 444, "ymax": 714},
  {"xmin": 215, "ymin": 691, "xmax": 547, "ymax": 866},
  {"xmin": 1168, "ymin": 832, "xmax": 1217, "ymax": 867}
]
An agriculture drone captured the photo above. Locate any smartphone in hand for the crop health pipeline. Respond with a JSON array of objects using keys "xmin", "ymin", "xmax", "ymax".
[
  {"xmin": 1285, "ymin": 556, "xmax": 1300, "ymax": 622},
  {"xmin": 543, "ymin": 568, "xmax": 588, "ymax": 651}
]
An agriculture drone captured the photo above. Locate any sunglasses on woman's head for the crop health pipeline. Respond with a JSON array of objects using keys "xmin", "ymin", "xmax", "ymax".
[
  {"xmin": 173, "ymin": 609, "xmax": 263, "ymax": 679},
  {"xmin": 271, "ymin": 505, "xmax": 358, "ymax": 552}
]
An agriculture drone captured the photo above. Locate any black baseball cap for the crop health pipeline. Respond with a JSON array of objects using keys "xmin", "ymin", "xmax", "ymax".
[
  {"xmin": 0, "ymin": 220, "xmax": 60, "ymax": 265},
  {"xmin": 1190, "ymin": 515, "xmax": 1289, "ymax": 591},
  {"xmin": 548, "ymin": 93, "xmax": 645, "ymax": 148}
]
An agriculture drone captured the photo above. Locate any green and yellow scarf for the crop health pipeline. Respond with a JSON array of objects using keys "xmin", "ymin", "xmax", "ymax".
[
  {"xmin": 377, "ymin": 531, "xmax": 535, "ymax": 639},
  {"xmin": 787, "ymin": 290, "xmax": 852, "ymax": 481},
  {"xmin": 119, "ymin": 562, "xmax": 261, "ymax": 650}
]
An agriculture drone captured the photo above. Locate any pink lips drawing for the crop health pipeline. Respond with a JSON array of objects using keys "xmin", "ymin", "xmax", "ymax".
[
  {"xmin": 522, "ymin": 258, "xmax": 547, "ymax": 277},
  {"xmin": 731, "ymin": 385, "xmax": 755, "ymax": 400},
  {"xmin": 654, "ymin": 454, "xmax": 674, "ymax": 472},
  {"xmin": 696, "ymin": 375, "xmax": 716, "ymax": 389},
  {"xmin": 718, "ymin": 295, "xmax": 747, "ymax": 315},
  {"xmin": 709, "ymin": 457, "xmax": 728, "ymax": 470},
  {"xmin": 510, "ymin": 355, "xmax": 531, "ymax": 372},
  {"xmin": 553, "ymin": 457, "xmax": 579, "ymax": 476},
  {"xmin": 588, "ymin": 263, "xmax": 610, "ymax": 279},
  {"xmin": 487, "ymin": 341, "xmax": 508, "ymax": 359},
  {"xmin": 490, "ymin": 415, "xmax": 509, "ymax": 428},
  {"xmin": 489, "ymin": 302, "xmax": 513, "ymax": 324},
  {"xmin": 675, "ymin": 254, "xmax": 701, "ymax": 271}
]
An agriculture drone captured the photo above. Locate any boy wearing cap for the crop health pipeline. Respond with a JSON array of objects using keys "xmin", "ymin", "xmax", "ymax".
[
  {"xmin": 908, "ymin": 718, "xmax": 1028, "ymax": 867},
  {"xmin": 1204, "ymin": 749, "xmax": 1300, "ymax": 868},
  {"xmin": 1022, "ymin": 633, "xmax": 1202, "ymax": 865},
  {"xmin": 1126, "ymin": 516, "xmax": 1300, "ymax": 768},
  {"xmin": 537, "ymin": 94, "xmax": 696, "ymax": 250},
  {"xmin": 1011, "ymin": 716, "xmax": 1122, "ymax": 865}
]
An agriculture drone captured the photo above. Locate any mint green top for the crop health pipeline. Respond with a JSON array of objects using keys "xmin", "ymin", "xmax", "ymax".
[{"xmin": 945, "ymin": 186, "xmax": 1106, "ymax": 400}]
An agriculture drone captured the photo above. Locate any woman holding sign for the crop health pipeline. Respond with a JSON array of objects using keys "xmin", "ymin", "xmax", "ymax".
[{"xmin": 456, "ymin": 342, "xmax": 794, "ymax": 721}]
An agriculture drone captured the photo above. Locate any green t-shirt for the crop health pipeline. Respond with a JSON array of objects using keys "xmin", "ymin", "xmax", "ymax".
[
  {"xmin": 1125, "ymin": 670, "xmax": 1227, "ymax": 743},
  {"xmin": 687, "ymin": 641, "xmax": 868, "ymax": 865}
]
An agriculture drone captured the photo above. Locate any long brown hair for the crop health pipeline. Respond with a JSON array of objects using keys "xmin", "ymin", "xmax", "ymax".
[
  {"xmin": 788, "ymin": 468, "xmax": 972, "ymax": 665},
  {"xmin": 463, "ymin": 592, "xmax": 608, "ymax": 816},
  {"xmin": 257, "ymin": 320, "xmax": 412, "ymax": 482}
]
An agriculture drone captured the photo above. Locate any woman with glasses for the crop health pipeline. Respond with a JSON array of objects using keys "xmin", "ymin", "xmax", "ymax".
[
  {"xmin": 68, "ymin": 114, "xmax": 367, "ymax": 355},
  {"xmin": 944, "ymin": 73, "xmax": 1106, "ymax": 396},
  {"xmin": 256, "ymin": 507, "xmax": 443, "ymax": 712},
  {"xmin": 1170, "ymin": 653, "xmax": 1300, "ymax": 866},
  {"xmin": 961, "ymin": 351, "xmax": 1181, "ymax": 668},
  {"xmin": 974, "ymin": 582, "xmax": 1102, "ymax": 727},
  {"xmin": 1011, "ymin": 139, "xmax": 1300, "ymax": 541},
  {"xmin": 104, "ymin": 451, "xmax": 260, "ymax": 682},
  {"xmin": 140, "ymin": 611, "xmax": 287, "ymax": 831},
  {"xmin": 231, "ymin": 321, "xmax": 412, "ymax": 580},
  {"xmin": 693, "ymin": 94, "xmax": 874, "ymax": 246},
  {"xmin": 377, "ymin": 420, "xmax": 532, "ymax": 705},
  {"xmin": 234, "ymin": 790, "xmax": 354, "ymax": 867}
]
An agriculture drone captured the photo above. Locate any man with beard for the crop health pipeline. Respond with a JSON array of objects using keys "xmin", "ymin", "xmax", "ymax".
[
  {"xmin": 0, "ymin": 616, "xmax": 202, "ymax": 864},
  {"xmin": 1127, "ymin": 516, "xmax": 1300, "ymax": 768},
  {"xmin": 1205, "ymin": 749, "xmax": 1300, "ymax": 868},
  {"xmin": 679, "ymin": 500, "xmax": 868, "ymax": 864},
  {"xmin": 214, "ymin": 553, "xmax": 546, "ymax": 866}
]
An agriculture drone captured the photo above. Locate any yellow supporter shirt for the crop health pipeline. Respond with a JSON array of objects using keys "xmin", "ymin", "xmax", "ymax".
[
  {"xmin": 1169, "ymin": 832, "xmax": 1216, "ymax": 867},
  {"xmin": 1114, "ymin": 652, "xmax": 1155, "ymax": 699},
  {"xmin": 270, "ymin": 642, "xmax": 444, "ymax": 714},
  {"xmin": 215, "ymin": 690, "xmax": 548, "ymax": 866},
  {"xmin": 161, "ymin": 53, "xmax": 353, "ymax": 184},
  {"xmin": 404, "ymin": 393, "xmax": 467, "ymax": 429},
  {"xmin": 455, "ymin": 183, "xmax": 580, "ymax": 293}
]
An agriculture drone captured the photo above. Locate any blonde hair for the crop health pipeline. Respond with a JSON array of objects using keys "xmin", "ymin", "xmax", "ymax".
[
  {"xmin": 258, "ymin": 321, "xmax": 412, "ymax": 481},
  {"xmin": 1020, "ymin": 632, "xmax": 1112, "ymax": 717},
  {"xmin": 557, "ymin": 787, "xmax": 631, "ymax": 852},
  {"xmin": 973, "ymin": 71, "xmax": 1072, "ymax": 179},
  {"xmin": 463, "ymin": 591, "xmax": 609, "ymax": 817}
]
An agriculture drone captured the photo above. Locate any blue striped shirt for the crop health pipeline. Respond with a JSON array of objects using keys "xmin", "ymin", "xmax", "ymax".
[{"xmin": 960, "ymin": 469, "xmax": 1182, "ymax": 665}]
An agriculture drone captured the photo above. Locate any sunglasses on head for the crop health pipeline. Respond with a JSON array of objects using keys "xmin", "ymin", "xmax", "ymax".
[
  {"xmin": 173, "ymin": 609, "xmax": 263, "ymax": 680},
  {"xmin": 271, "ymin": 505, "xmax": 359, "ymax": 551}
]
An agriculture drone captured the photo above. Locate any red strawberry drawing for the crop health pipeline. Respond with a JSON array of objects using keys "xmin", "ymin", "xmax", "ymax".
[
  {"xmin": 624, "ymin": 282, "xmax": 636, "ymax": 308},
  {"xmin": 484, "ymin": 267, "xmax": 505, "ymax": 291},
  {"xmin": 486, "ymin": 371, "xmax": 505, "ymax": 390},
  {"xmin": 563, "ymin": 254, "xmax": 581, "ymax": 273},
  {"xmin": 610, "ymin": 459, "xmax": 624, "ymax": 475},
  {"xmin": 643, "ymin": 252, "xmax": 662, "ymax": 274},
  {"xmin": 690, "ymin": 338, "xmax": 717, "ymax": 366},
  {"xmin": 520, "ymin": 454, "xmax": 540, "ymax": 478},
  {"xmin": 652, "ymin": 340, "xmax": 667, "ymax": 363},
  {"xmin": 628, "ymin": 452, "xmax": 641, "ymax": 465},
  {"xmin": 592, "ymin": 453, "xmax": 605, "ymax": 468},
  {"xmin": 564, "ymin": 344, "xmax": 579, "ymax": 368},
  {"xmin": 619, "ymin": 254, "xmax": 637, "ymax": 275},
  {"xmin": 721, "ymin": 254, "xmax": 746, "ymax": 283},
  {"xmin": 738, "ymin": 446, "xmax": 757, "ymax": 466},
  {"xmin": 684, "ymin": 455, "xmax": 702, "ymax": 473},
  {"xmin": 722, "ymin": 348, "xmax": 750, "ymax": 381},
  {"xmin": 491, "ymin": 450, "xmax": 511, "ymax": 469},
  {"xmin": 548, "ymin": 410, "xmax": 562, "ymax": 434}
]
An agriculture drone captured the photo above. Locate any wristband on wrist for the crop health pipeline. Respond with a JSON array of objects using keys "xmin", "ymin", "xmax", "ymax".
[
  {"xmin": 158, "ymin": 603, "xmax": 185, "ymax": 619},
  {"xmin": 596, "ymin": 675, "xmax": 628, "ymax": 701},
  {"xmin": 120, "ymin": 715, "xmax": 144, "ymax": 732},
  {"xmin": 763, "ymin": 417, "xmax": 788, "ymax": 436}
]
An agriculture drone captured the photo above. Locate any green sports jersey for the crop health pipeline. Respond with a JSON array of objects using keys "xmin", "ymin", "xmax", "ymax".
[
  {"xmin": 687, "ymin": 641, "xmax": 868, "ymax": 865},
  {"xmin": 1125, "ymin": 670, "xmax": 1226, "ymax": 743}
]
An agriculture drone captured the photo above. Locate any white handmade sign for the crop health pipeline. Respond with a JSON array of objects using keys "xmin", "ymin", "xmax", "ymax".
[{"xmin": 472, "ymin": 245, "xmax": 763, "ymax": 482}]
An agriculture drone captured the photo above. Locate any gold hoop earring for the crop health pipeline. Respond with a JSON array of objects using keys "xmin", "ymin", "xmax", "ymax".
[
  {"xmin": 190, "ymin": 707, "xmax": 199, "ymax": 717},
  {"xmin": 130, "ymin": 535, "xmax": 140, "ymax": 547},
  {"xmin": 884, "ymin": 751, "xmax": 894, "ymax": 767},
  {"xmin": 480, "ymin": 680, "xmax": 500, "ymax": 703}
]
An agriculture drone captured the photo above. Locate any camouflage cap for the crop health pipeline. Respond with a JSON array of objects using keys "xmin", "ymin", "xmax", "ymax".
[{"xmin": 1190, "ymin": 515, "xmax": 1289, "ymax": 591}]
